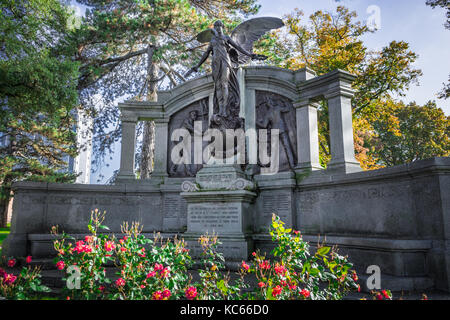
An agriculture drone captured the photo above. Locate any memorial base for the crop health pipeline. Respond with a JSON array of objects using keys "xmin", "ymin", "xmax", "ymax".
[
  {"xmin": 181, "ymin": 165, "xmax": 256, "ymax": 261},
  {"xmin": 183, "ymin": 234, "xmax": 254, "ymax": 262}
]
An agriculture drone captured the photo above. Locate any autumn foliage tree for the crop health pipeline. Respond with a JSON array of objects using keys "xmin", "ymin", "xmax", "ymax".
[
  {"xmin": 363, "ymin": 100, "xmax": 449, "ymax": 166},
  {"xmin": 0, "ymin": 0, "xmax": 79, "ymax": 227},
  {"xmin": 254, "ymin": 6, "xmax": 449, "ymax": 169}
]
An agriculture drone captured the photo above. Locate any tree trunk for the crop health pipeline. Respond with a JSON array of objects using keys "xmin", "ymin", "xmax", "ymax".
[
  {"xmin": 139, "ymin": 45, "xmax": 159, "ymax": 179},
  {"xmin": 140, "ymin": 122, "xmax": 155, "ymax": 179},
  {"xmin": 0, "ymin": 192, "xmax": 10, "ymax": 228}
]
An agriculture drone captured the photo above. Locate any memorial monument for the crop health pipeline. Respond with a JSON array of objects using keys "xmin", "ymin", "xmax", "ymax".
[{"xmin": 3, "ymin": 17, "xmax": 450, "ymax": 293}]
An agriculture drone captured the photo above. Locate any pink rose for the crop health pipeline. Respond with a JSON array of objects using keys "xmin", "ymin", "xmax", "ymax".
[
  {"xmin": 104, "ymin": 241, "xmax": 116, "ymax": 252},
  {"xmin": 152, "ymin": 290, "xmax": 163, "ymax": 300},
  {"xmin": 185, "ymin": 286, "xmax": 197, "ymax": 300},
  {"xmin": 162, "ymin": 289, "xmax": 171, "ymax": 299},
  {"xmin": 241, "ymin": 261, "xmax": 250, "ymax": 271},
  {"xmin": 115, "ymin": 278, "xmax": 126, "ymax": 287},
  {"xmin": 4, "ymin": 273, "xmax": 17, "ymax": 285},
  {"xmin": 56, "ymin": 260, "xmax": 65, "ymax": 270}
]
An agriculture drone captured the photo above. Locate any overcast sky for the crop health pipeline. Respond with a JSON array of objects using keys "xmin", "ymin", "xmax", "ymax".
[{"xmin": 83, "ymin": 0, "xmax": 450, "ymax": 184}]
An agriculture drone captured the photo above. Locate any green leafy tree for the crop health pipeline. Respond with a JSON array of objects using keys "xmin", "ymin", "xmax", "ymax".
[
  {"xmin": 426, "ymin": 0, "xmax": 450, "ymax": 29},
  {"xmin": 0, "ymin": 0, "xmax": 80, "ymax": 227}
]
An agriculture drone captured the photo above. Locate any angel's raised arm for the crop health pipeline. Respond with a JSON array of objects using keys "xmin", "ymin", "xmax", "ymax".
[{"xmin": 194, "ymin": 44, "xmax": 212, "ymax": 69}]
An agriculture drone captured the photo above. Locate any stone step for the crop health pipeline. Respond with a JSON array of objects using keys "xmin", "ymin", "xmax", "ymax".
[{"xmin": 358, "ymin": 273, "xmax": 434, "ymax": 293}]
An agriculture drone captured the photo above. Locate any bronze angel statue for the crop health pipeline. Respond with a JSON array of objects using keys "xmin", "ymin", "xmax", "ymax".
[{"xmin": 186, "ymin": 18, "xmax": 284, "ymax": 130}]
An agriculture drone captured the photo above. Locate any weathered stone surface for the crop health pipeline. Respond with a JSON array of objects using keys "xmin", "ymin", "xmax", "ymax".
[
  {"xmin": 167, "ymin": 98, "xmax": 209, "ymax": 177},
  {"xmin": 255, "ymin": 91, "xmax": 297, "ymax": 173},
  {"xmin": 195, "ymin": 164, "xmax": 249, "ymax": 190}
]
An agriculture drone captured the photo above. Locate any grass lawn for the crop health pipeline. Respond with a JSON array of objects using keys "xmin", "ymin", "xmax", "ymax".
[{"xmin": 0, "ymin": 224, "xmax": 11, "ymax": 257}]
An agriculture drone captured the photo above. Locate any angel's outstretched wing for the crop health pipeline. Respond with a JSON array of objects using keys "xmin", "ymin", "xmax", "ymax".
[
  {"xmin": 231, "ymin": 17, "xmax": 284, "ymax": 64},
  {"xmin": 196, "ymin": 29, "xmax": 213, "ymax": 43}
]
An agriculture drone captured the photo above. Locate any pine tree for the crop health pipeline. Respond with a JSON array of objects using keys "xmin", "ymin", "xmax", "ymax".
[
  {"xmin": 69, "ymin": 0, "xmax": 259, "ymax": 180},
  {"xmin": 0, "ymin": 0, "xmax": 80, "ymax": 227}
]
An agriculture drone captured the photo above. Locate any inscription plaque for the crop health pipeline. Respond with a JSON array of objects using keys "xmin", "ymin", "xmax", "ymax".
[{"xmin": 188, "ymin": 203, "xmax": 241, "ymax": 233}]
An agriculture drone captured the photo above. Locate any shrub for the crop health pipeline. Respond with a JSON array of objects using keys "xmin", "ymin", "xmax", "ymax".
[
  {"xmin": 195, "ymin": 234, "xmax": 247, "ymax": 300},
  {"xmin": 243, "ymin": 214, "xmax": 359, "ymax": 300},
  {"xmin": 50, "ymin": 210, "xmax": 362, "ymax": 300},
  {"xmin": 0, "ymin": 257, "xmax": 50, "ymax": 300},
  {"xmin": 52, "ymin": 209, "xmax": 192, "ymax": 300}
]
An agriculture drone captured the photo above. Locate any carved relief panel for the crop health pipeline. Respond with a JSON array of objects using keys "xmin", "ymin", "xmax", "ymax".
[
  {"xmin": 255, "ymin": 91, "xmax": 297, "ymax": 173},
  {"xmin": 167, "ymin": 98, "xmax": 209, "ymax": 177}
]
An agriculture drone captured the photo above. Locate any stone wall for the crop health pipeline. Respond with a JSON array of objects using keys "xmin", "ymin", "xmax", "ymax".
[{"xmin": 3, "ymin": 157, "xmax": 450, "ymax": 292}]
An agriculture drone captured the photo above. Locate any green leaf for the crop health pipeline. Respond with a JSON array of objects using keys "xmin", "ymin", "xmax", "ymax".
[
  {"xmin": 316, "ymin": 246, "xmax": 331, "ymax": 256},
  {"xmin": 266, "ymin": 287, "xmax": 276, "ymax": 300}
]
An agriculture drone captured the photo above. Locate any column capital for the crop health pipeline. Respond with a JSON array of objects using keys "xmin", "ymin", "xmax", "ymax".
[
  {"xmin": 153, "ymin": 118, "xmax": 170, "ymax": 124},
  {"xmin": 293, "ymin": 99, "xmax": 321, "ymax": 109},
  {"xmin": 323, "ymin": 86, "xmax": 356, "ymax": 100},
  {"xmin": 121, "ymin": 114, "xmax": 138, "ymax": 123}
]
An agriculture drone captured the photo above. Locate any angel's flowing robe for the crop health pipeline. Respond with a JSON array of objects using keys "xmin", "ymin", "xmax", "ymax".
[{"xmin": 209, "ymin": 34, "xmax": 240, "ymax": 119}]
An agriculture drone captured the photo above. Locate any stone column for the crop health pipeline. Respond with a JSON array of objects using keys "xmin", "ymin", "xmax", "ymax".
[
  {"xmin": 116, "ymin": 116, "xmax": 137, "ymax": 181},
  {"xmin": 238, "ymin": 68, "xmax": 246, "ymax": 118},
  {"xmin": 244, "ymin": 88, "xmax": 257, "ymax": 167},
  {"xmin": 294, "ymin": 100, "xmax": 322, "ymax": 171},
  {"xmin": 151, "ymin": 119, "xmax": 169, "ymax": 179},
  {"xmin": 325, "ymin": 92, "xmax": 361, "ymax": 173}
]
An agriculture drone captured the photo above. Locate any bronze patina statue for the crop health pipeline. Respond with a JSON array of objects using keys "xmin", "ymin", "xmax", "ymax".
[{"xmin": 186, "ymin": 17, "xmax": 284, "ymax": 131}]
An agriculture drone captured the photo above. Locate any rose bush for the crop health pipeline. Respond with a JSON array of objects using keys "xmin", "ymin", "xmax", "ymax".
[
  {"xmin": 0, "ymin": 256, "xmax": 50, "ymax": 300},
  {"xmin": 52, "ymin": 209, "xmax": 192, "ymax": 300},
  {"xmin": 50, "ymin": 210, "xmax": 365, "ymax": 300},
  {"xmin": 241, "ymin": 214, "xmax": 359, "ymax": 300}
]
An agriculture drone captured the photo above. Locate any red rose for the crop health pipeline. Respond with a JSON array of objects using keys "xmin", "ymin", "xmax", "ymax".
[
  {"xmin": 274, "ymin": 263, "xmax": 287, "ymax": 276},
  {"xmin": 26, "ymin": 256, "xmax": 32, "ymax": 264},
  {"xmin": 272, "ymin": 285, "xmax": 282, "ymax": 296},
  {"xmin": 7, "ymin": 259, "xmax": 16, "ymax": 268},
  {"xmin": 382, "ymin": 290, "xmax": 390, "ymax": 299},
  {"xmin": 300, "ymin": 289, "xmax": 310, "ymax": 298}
]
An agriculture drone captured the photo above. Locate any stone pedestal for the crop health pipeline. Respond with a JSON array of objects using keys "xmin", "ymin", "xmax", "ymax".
[{"xmin": 181, "ymin": 164, "xmax": 256, "ymax": 261}]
